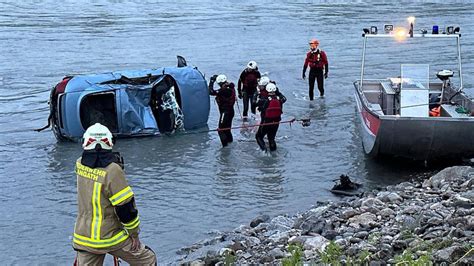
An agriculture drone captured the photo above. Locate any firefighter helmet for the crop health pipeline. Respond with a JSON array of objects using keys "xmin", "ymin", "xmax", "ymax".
[
  {"xmin": 266, "ymin": 83, "xmax": 277, "ymax": 93},
  {"xmin": 216, "ymin": 74, "xmax": 227, "ymax": 84},
  {"xmin": 82, "ymin": 123, "xmax": 114, "ymax": 150},
  {"xmin": 247, "ymin": 60, "xmax": 257, "ymax": 70},
  {"xmin": 258, "ymin": 76, "xmax": 270, "ymax": 86}
]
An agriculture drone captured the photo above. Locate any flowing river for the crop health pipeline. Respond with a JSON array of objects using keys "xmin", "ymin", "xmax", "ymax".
[{"xmin": 0, "ymin": 0, "xmax": 473, "ymax": 263}]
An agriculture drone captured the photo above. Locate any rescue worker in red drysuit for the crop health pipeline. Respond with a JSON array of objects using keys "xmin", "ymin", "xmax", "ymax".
[
  {"xmin": 73, "ymin": 123, "xmax": 156, "ymax": 265},
  {"xmin": 238, "ymin": 60, "xmax": 261, "ymax": 120},
  {"xmin": 209, "ymin": 74, "xmax": 236, "ymax": 147},
  {"xmin": 255, "ymin": 83, "xmax": 286, "ymax": 152},
  {"xmin": 302, "ymin": 39, "xmax": 329, "ymax": 100}
]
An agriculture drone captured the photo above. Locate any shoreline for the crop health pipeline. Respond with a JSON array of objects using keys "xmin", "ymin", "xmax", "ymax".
[{"xmin": 178, "ymin": 166, "xmax": 473, "ymax": 265}]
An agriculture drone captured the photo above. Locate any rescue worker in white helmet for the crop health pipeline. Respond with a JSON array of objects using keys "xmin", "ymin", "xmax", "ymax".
[
  {"xmin": 255, "ymin": 83, "xmax": 286, "ymax": 152},
  {"xmin": 238, "ymin": 60, "xmax": 261, "ymax": 121},
  {"xmin": 73, "ymin": 123, "xmax": 156, "ymax": 265},
  {"xmin": 252, "ymin": 76, "xmax": 285, "ymax": 110},
  {"xmin": 209, "ymin": 74, "xmax": 236, "ymax": 147}
]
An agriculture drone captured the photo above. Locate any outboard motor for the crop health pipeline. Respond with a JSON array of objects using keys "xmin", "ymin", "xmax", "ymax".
[{"xmin": 436, "ymin": 70, "xmax": 454, "ymax": 104}]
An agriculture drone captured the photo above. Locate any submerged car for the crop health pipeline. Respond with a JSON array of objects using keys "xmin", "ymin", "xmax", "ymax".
[{"xmin": 45, "ymin": 57, "xmax": 210, "ymax": 141}]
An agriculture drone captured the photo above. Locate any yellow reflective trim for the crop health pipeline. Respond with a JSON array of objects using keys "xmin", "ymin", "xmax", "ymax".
[
  {"xmin": 97, "ymin": 183, "xmax": 102, "ymax": 239},
  {"xmin": 91, "ymin": 182, "xmax": 102, "ymax": 240},
  {"xmin": 109, "ymin": 186, "xmax": 134, "ymax": 206},
  {"xmin": 73, "ymin": 231, "xmax": 129, "ymax": 248},
  {"xmin": 123, "ymin": 216, "xmax": 140, "ymax": 230}
]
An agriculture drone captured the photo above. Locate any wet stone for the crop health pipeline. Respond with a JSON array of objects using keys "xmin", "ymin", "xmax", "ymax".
[{"xmin": 250, "ymin": 215, "xmax": 270, "ymax": 228}]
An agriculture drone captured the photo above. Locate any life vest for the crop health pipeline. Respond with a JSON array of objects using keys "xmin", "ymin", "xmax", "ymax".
[
  {"xmin": 243, "ymin": 70, "xmax": 259, "ymax": 89},
  {"xmin": 265, "ymin": 96, "xmax": 282, "ymax": 119},
  {"xmin": 307, "ymin": 50, "xmax": 326, "ymax": 69},
  {"xmin": 429, "ymin": 106, "xmax": 440, "ymax": 117},
  {"xmin": 216, "ymin": 82, "xmax": 236, "ymax": 110}
]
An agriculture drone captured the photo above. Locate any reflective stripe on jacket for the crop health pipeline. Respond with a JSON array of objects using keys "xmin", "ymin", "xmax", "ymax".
[{"xmin": 73, "ymin": 159, "xmax": 140, "ymax": 251}]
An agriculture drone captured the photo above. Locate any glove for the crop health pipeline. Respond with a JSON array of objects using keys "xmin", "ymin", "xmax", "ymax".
[
  {"xmin": 324, "ymin": 72, "xmax": 328, "ymax": 79},
  {"xmin": 238, "ymin": 92, "xmax": 243, "ymax": 99},
  {"xmin": 210, "ymin": 74, "xmax": 218, "ymax": 82},
  {"xmin": 302, "ymin": 72, "xmax": 306, "ymax": 80}
]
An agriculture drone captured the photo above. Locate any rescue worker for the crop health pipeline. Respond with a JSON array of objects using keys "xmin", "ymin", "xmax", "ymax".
[
  {"xmin": 302, "ymin": 39, "xmax": 329, "ymax": 100},
  {"xmin": 238, "ymin": 60, "xmax": 261, "ymax": 120},
  {"xmin": 73, "ymin": 123, "xmax": 156, "ymax": 265},
  {"xmin": 255, "ymin": 83, "xmax": 286, "ymax": 152},
  {"xmin": 209, "ymin": 74, "xmax": 236, "ymax": 147},
  {"xmin": 252, "ymin": 76, "xmax": 285, "ymax": 111}
]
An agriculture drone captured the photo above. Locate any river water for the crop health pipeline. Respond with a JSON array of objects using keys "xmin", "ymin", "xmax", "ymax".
[{"xmin": 1, "ymin": 0, "xmax": 473, "ymax": 264}]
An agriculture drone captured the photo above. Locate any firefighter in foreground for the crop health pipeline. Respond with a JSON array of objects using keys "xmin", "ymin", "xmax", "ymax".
[
  {"xmin": 255, "ymin": 83, "xmax": 286, "ymax": 151},
  {"xmin": 302, "ymin": 38, "xmax": 329, "ymax": 100},
  {"xmin": 209, "ymin": 74, "xmax": 236, "ymax": 147},
  {"xmin": 73, "ymin": 123, "xmax": 156, "ymax": 265}
]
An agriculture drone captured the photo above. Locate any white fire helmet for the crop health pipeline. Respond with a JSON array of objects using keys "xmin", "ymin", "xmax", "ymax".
[
  {"xmin": 247, "ymin": 60, "xmax": 257, "ymax": 70},
  {"xmin": 266, "ymin": 83, "xmax": 277, "ymax": 93},
  {"xmin": 258, "ymin": 76, "xmax": 270, "ymax": 86},
  {"xmin": 82, "ymin": 123, "xmax": 114, "ymax": 150},
  {"xmin": 216, "ymin": 74, "xmax": 227, "ymax": 84}
]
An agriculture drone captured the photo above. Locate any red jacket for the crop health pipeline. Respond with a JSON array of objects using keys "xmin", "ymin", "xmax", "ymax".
[{"xmin": 304, "ymin": 49, "xmax": 328, "ymax": 69}]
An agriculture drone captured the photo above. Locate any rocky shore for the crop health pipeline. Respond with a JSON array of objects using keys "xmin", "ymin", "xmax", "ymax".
[{"xmin": 178, "ymin": 166, "xmax": 474, "ymax": 265}]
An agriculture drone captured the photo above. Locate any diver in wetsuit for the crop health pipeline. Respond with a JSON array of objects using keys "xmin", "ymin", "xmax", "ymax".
[{"xmin": 302, "ymin": 39, "xmax": 329, "ymax": 100}]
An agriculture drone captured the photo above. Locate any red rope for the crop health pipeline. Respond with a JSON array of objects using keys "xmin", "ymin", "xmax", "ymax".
[{"xmin": 212, "ymin": 118, "xmax": 297, "ymax": 132}]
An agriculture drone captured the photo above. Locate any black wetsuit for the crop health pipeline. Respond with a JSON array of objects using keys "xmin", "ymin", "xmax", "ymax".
[
  {"xmin": 303, "ymin": 49, "xmax": 328, "ymax": 100},
  {"xmin": 209, "ymin": 80, "xmax": 236, "ymax": 147},
  {"xmin": 238, "ymin": 69, "xmax": 261, "ymax": 117}
]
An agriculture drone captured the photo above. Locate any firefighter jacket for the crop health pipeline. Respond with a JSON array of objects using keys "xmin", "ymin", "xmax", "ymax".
[{"xmin": 73, "ymin": 158, "xmax": 140, "ymax": 251}]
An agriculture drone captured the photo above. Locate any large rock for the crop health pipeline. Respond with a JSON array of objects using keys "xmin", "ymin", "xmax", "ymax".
[
  {"xmin": 348, "ymin": 212, "xmax": 377, "ymax": 228},
  {"xmin": 360, "ymin": 198, "xmax": 385, "ymax": 213},
  {"xmin": 250, "ymin": 215, "xmax": 270, "ymax": 228},
  {"xmin": 377, "ymin": 191, "xmax": 403, "ymax": 203},
  {"xmin": 303, "ymin": 234, "xmax": 329, "ymax": 252},
  {"xmin": 425, "ymin": 166, "xmax": 472, "ymax": 189},
  {"xmin": 433, "ymin": 245, "xmax": 466, "ymax": 263}
]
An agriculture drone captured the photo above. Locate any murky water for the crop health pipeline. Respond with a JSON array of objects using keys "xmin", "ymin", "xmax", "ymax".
[{"xmin": 1, "ymin": 1, "xmax": 473, "ymax": 264}]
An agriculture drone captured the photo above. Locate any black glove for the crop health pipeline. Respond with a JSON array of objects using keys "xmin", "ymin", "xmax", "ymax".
[
  {"xmin": 324, "ymin": 72, "xmax": 328, "ymax": 79},
  {"xmin": 238, "ymin": 92, "xmax": 243, "ymax": 99},
  {"xmin": 302, "ymin": 72, "xmax": 306, "ymax": 80},
  {"xmin": 210, "ymin": 74, "xmax": 218, "ymax": 82}
]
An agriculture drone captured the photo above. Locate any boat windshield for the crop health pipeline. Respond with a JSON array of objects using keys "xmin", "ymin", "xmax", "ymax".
[{"xmin": 362, "ymin": 37, "xmax": 461, "ymax": 88}]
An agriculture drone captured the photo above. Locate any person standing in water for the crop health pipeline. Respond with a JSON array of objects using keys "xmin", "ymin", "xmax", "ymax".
[
  {"xmin": 209, "ymin": 74, "xmax": 236, "ymax": 147},
  {"xmin": 302, "ymin": 39, "xmax": 329, "ymax": 100},
  {"xmin": 238, "ymin": 60, "xmax": 261, "ymax": 121},
  {"xmin": 255, "ymin": 83, "xmax": 286, "ymax": 152}
]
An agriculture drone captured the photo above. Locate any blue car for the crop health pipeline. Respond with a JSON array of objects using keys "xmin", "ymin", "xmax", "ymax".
[{"xmin": 45, "ymin": 57, "xmax": 210, "ymax": 141}]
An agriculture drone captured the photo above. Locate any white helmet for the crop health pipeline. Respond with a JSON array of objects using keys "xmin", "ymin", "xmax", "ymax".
[
  {"xmin": 266, "ymin": 83, "xmax": 277, "ymax": 93},
  {"xmin": 216, "ymin": 74, "xmax": 227, "ymax": 84},
  {"xmin": 247, "ymin": 60, "xmax": 257, "ymax": 70},
  {"xmin": 82, "ymin": 123, "xmax": 114, "ymax": 150},
  {"xmin": 258, "ymin": 76, "xmax": 270, "ymax": 86}
]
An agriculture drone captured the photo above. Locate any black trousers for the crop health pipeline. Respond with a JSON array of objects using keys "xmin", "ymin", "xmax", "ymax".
[
  {"xmin": 218, "ymin": 109, "xmax": 234, "ymax": 147},
  {"xmin": 255, "ymin": 119, "xmax": 280, "ymax": 151},
  {"xmin": 308, "ymin": 68, "xmax": 324, "ymax": 100},
  {"xmin": 242, "ymin": 89, "xmax": 256, "ymax": 117}
]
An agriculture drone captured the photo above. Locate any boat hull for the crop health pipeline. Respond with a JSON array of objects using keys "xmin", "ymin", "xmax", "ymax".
[{"xmin": 355, "ymin": 87, "xmax": 474, "ymax": 161}]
